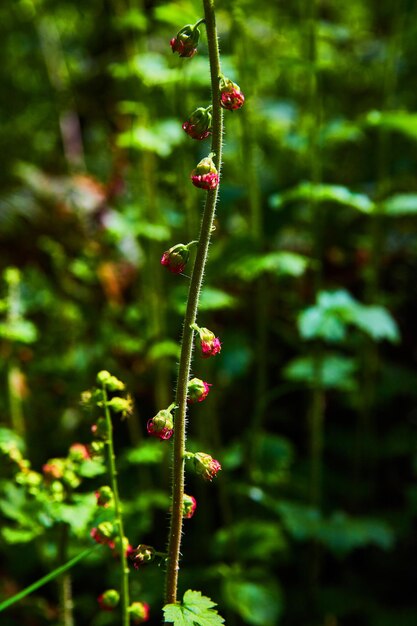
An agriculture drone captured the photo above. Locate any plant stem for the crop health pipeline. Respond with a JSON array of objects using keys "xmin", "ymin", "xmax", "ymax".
[
  {"xmin": 57, "ymin": 523, "xmax": 74, "ymax": 626},
  {"xmin": 102, "ymin": 385, "xmax": 130, "ymax": 626},
  {"xmin": 164, "ymin": 0, "xmax": 223, "ymax": 605}
]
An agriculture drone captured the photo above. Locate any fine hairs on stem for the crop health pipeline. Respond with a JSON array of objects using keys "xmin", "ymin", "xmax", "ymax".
[{"xmin": 164, "ymin": 0, "xmax": 224, "ymax": 605}]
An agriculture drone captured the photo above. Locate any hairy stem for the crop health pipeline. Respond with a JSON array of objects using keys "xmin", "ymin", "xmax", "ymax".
[
  {"xmin": 102, "ymin": 386, "xmax": 130, "ymax": 625},
  {"xmin": 165, "ymin": 0, "xmax": 223, "ymax": 604}
]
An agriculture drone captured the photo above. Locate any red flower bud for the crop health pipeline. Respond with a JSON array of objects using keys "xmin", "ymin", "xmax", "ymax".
[
  {"xmin": 193, "ymin": 326, "xmax": 221, "ymax": 358},
  {"xmin": 129, "ymin": 602, "xmax": 150, "ymax": 623},
  {"xmin": 187, "ymin": 378, "xmax": 211, "ymax": 403},
  {"xmin": 95, "ymin": 485, "xmax": 113, "ymax": 507},
  {"xmin": 68, "ymin": 443, "xmax": 90, "ymax": 462},
  {"xmin": 42, "ymin": 459, "xmax": 65, "ymax": 480},
  {"xmin": 170, "ymin": 24, "xmax": 200, "ymax": 58},
  {"xmin": 182, "ymin": 106, "xmax": 212, "ymax": 140},
  {"xmin": 193, "ymin": 452, "xmax": 221, "ymax": 481},
  {"xmin": 161, "ymin": 243, "xmax": 190, "ymax": 274},
  {"xmin": 98, "ymin": 589, "xmax": 120, "ymax": 611},
  {"xmin": 90, "ymin": 522, "xmax": 116, "ymax": 546},
  {"xmin": 182, "ymin": 494, "xmax": 197, "ymax": 519},
  {"xmin": 219, "ymin": 76, "xmax": 245, "ymax": 111},
  {"xmin": 147, "ymin": 405, "xmax": 175, "ymax": 440},
  {"xmin": 191, "ymin": 156, "xmax": 219, "ymax": 190}
]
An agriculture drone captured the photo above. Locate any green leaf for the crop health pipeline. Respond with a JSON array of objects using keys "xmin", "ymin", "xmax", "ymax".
[
  {"xmin": 0, "ymin": 319, "xmax": 37, "ymax": 343},
  {"xmin": 270, "ymin": 182, "xmax": 374, "ymax": 214},
  {"xmin": 163, "ymin": 590, "xmax": 225, "ymax": 626},
  {"xmin": 365, "ymin": 110, "xmax": 417, "ymax": 141},
  {"xmin": 123, "ymin": 441, "xmax": 166, "ymax": 465},
  {"xmin": 353, "ymin": 306, "xmax": 399, "ymax": 342},
  {"xmin": 223, "ymin": 578, "xmax": 283, "ymax": 626},
  {"xmin": 77, "ymin": 459, "xmax": 106, "ymax": 478},
  {"xmin": 172, "ymin": 286, "xmax": 237, "ymax": 314},
  {"xmin": 118, "ymin": 119, "xmax": 183, "ymax": 156},
  {"xmin": 283, "ymin": 354, "xmax": 357, "ymax": 391},
  {"xmin": 228, "ymin": 251, "xmax": 308, "ymax": 281},
  {"xmin": 1, "ymin": 526, "xmax": 43, "ymax": 544},
  {"xmin": 381, "ymin": 193, "xmax": 417, "ymax": 216}
]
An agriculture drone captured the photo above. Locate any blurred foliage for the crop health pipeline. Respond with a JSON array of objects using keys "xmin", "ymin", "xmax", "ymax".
[{"xmin": 1, "ymin": 0, "xmax": 417, "ymax": 624}]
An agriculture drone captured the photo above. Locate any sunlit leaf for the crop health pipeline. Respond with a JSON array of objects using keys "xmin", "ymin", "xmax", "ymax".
[
  {"xmin": 270, "ymin": 182, "xmax": 374, "ymax": 213},
  {"xmin": 223, "ymin": 578, "xmax": 283, "ymax": 626},
  {"xmin": 228, "ymin": 251, "xmax": 308, "ymax": 281},
  {"xmin": 381, "ymin": 193, "xmax": 417, "ymax": 216},
  {"xmin": 365, "ymin": 110, "xmax": 417, "ymax": 141},
  {"xmin": 283, "ymin": 354, "xmax": 357, "ymax": 391},
  {"xmin": 163, "ymin": 589, "xmax": 225, "ymax": 626}
]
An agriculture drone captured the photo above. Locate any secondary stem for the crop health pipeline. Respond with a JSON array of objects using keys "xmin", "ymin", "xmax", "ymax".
[
  {"xmin": 164, "ymin": 0, "xmax": 223, "ymax": 605},
  {"xmin": 102, "ymin": 385, "xmax": 130, "ymax": 626}
]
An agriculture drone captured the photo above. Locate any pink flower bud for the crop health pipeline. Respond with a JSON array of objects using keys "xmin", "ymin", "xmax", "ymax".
[
  {"xmin": 68, "ymin": 443, "xmax": 90, "ymax": 462},
  {"xmin": 187, "ymin": 378, "xmax": 212, "ymax": 403},
  {"xmin": 170, "ymin": 24, "xmax": 200, "ymax": 58},
  {"xmin": 194, "ymin": 326, "xmax": 221, "ymax": 358},
  {"xmin": 161, "ymin": 243, "xmax": 190, "ymax": 274},
  {"xmin": 193, "ymin": 452, "xmax": 221, "ymax": 481},
  {"xmin": 42, "ymin": 459, "xmax": 65, "ymax": 480},
  {"xmin": 191, "ymin": 156, "xmax": 219, "ymax": 190},
  {"xmin": 147, "ymin": 407, "xmax": 175, "ymax": 440},
  {"xmin": 90, "ymin": 522, "xmax": 116, "ymax": 546},
  {"xmin": 129, "ymin": 544, "xmax": 155, "ymax": 570},
  {"xmin": 129, "ymin": 602, "xmax": 150, "ymax": 623},
  {"xmin": 219, "ymin": 76, "xmax": 245, "ymax": 111},
  {"xmin": 98, "ymin": 589, "xmax": 120, "ymax": 611},
  {"xmin": 182, "ymin": 106, "xmax": 212, "ymax": 140},
  {"xmin": 182, "ymin": 494, "xmax": 197, "ymax": 519}
]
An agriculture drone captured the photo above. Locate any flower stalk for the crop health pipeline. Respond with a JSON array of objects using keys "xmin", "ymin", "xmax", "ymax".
[
  {"xmin": 102, "ymin": 384, "xmax": 130, "ymax": 626},
  {"xmin": 164, "ymin": 0, "xmax": 224, "ymax": 605}
]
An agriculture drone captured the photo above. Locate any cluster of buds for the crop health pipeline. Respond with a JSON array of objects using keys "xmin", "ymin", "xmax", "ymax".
[
  {"xmin": 170, "ymin": 22, "xmax": 202, "ymax": 58},
  {"xmin": 182, "ymin": 494, "xmax": 197, "ymax": 519},
  {"xmin": 161, "ymin": 241, "xmax": 197, "ymax": 275},
  {"xmin": 187, "ymin": 377, "xmax": 211, "ymax": 404},
  {"xmin": 98, "ymin": 589, "xmax": 120, "ymax": 612},
  {"xmin": 219, "ymin": 76, "xmax": 245, "ymax": 111},
  {"xmin": 90, "ymin": 522, "xmax": 132, "ymax": 557},
  {"xmin": 185, "ymin": 452, "xmax": 222, "ymax": 481},
  {"xmin": 191, "ymin": 155, "xmax": 219, "ymax": 190},
  {"xmin": 68, "ymin": 443, "xmax": 90, "ymax": 462},
  {"xmin": 192, "ymin": 324, "xmax": 222, "ymax": 358},
  {"xmin": 147, "ymin": 403, "xmax": 176, "ymax": 440},
  {"xmin": 182, "ymin": 106, "xmax": 212, "ymax": 140}
]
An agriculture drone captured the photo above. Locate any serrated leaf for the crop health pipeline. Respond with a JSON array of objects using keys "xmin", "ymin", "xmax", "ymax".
[{"xmin": 163, "ymin": 590, "xmax": 225, "ymax": 626}]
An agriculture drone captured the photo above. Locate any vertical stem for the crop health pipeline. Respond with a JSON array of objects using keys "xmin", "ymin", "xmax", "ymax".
[
  {"xmin": 57, "ymin": 523, "xmax": 74, "ymax": 626},
  {"xmin": 102, "ymin": 386, "xmax": 130, "ymax": 626},
  {"xmin": 165, "ymin": 0, "xmax": 223, "ymax": 604}
]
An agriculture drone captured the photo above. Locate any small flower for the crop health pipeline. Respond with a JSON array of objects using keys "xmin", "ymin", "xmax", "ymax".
[
  {"xmin": 182, "ymin": 106, "xmax": 212, "ymax": 140},
  {"xmin": 129, "ymin": 602, "xmax": 150, "ymax": 623},
  {"xmin": 107, "ymin": 395, "xmax": 134, "ymax": 419},
  {"xmin": 161, "ymin": 243, "xmax": 190, "ymax": 274},
  {"xmin": 68, "ymin": 443, "xmax": 90, "ymax": 462},
  {"xmin": 129, "ymin": 544, "xmax": 155, "ymax": 570},
  {"xmin": 187, "ymin": 378, "xmax": 212, "ymax": 404},
  {"xmin": 191, "ymin": 155, "xmax": 219, "ymax": 190},
  {"xmin": 147, "ymin": 404, "xmax": 176, "ymax": 440},
  {"xmin": 90, "ymin": 521, "xmax": 116, "ymax": 546},
  {"xmin": 219, "ymin": 76, "xmax": 245, "ymax": 111},
  {"xmin": 98, "ymin": 589, "xmax": 120, "ymax": 611},
  {"xmin": 170, "ymin": 23, "xmax": 200, "ymax": 58},
  {"xmin": 193, "ymin": 325, "xmax": 221, "ymax": 358},
  {"xmin": 97, "ymin": 370, "xmax": 125, "ymax": 391},
  {"xmin": 95, "ymin": 485, "xmax": 113, "ymax": 507},
  {"xmin": 182, "ymin": 494, "xmax": 197, "ymax": 519},
  {"xmin": 193, "ymin": 452, "xmax": 222, "ymax": 481}
]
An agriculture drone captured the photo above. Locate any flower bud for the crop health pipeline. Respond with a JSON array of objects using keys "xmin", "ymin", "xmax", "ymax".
[
  {"xmin": 193, "ymin": 452, "xmax": 222, "ymax": 481},
  {"xmin": 219, "ymin": 76, "xmax": 245, "ymax": 111},
  {"xmin": 97, "ymin": 370, "xmax": 111, "ymax": 385},
  {"xmin": 147, "ymin": 407, "xmax": 174, "ymax": 440},
  {"xmin": 95, "ymin": 485, "xmax": 113, "ymax": 507},
  {"xmin": 89, "ymin": 441, "xmax": 105, "ymax": 458},
  {"xmin": 191, "ymin": 156, "xmax": 219, "ymax": 190},
  {"xmin": 129, "ymin": 544, "xmax": 155, "ymax": 570},
  {"xmin": 98, "ymin": 589, "xmax": 120, "ymax": 611},
  {"xmin": 183, "ymin": 494, "xmax": 197, "ymax": 519},
  {"xmin": 111, "ymin": 535, "xmax": 133, "ymax": 558},
  {"xmin": 187, "ymin": 378, "xmax": 211, "ymax": 403},
  {"xmin": 182, "ymin": 106, "xmax": 212, "ymax": 140},
  {"xmin": 129, "ymin": 602, "xmax": 150, "ymax": 623},
  {"xmin": 42, "ymin": 459, "xmax": 65, "ymax": 481},
  {"xmin": 107, "ymin": 396, "xmax": 132, "ymax": 415},
  {"xmin": 68, "ymin": 443, "xmax": 90, "ymax": 462},
  {"xmin": 170, "ymin": 24, "xmax": 200, "ymax": 58},
  {"xmin": 161, "ymin": 243, "xmax": 190, "ymax": 274},
  {"xmin": 90, "ymin": 521, "xmax": 116, "ymax": 546},
  {"xmin": 194, "ymin": 326, "xmax": 221, "ymax": 358}
]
